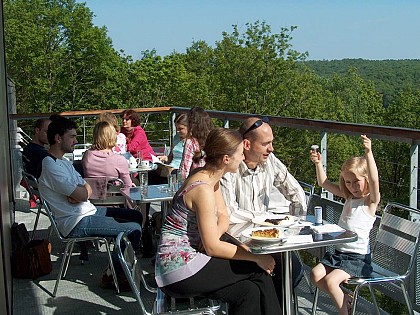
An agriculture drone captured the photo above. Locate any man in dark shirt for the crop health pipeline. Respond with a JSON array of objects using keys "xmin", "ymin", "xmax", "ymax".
[{"xmin": 22, "ymin": 118, "xmax": 51, "ymax": 178}]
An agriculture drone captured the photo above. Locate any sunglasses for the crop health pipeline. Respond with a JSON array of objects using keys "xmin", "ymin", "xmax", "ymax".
[{"xmin": 242, "ymin": 116, "xmax": 269, "ymax": 136}]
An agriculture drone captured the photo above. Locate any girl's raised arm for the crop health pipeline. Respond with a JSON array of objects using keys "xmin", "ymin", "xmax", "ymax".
[
  {"xmin": 310, "ymin": 150, "xmax": 344, "ymax": 198},
  {"xmin": 361, "ymin": 135, "xmax": 380, "ymax": 214}
]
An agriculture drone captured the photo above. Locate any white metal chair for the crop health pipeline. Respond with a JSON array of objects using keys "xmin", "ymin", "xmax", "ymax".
[
  {"xmin": 42, "ymin": 199, "xmax": 120, "ymax": 297},
  {"xmin": 21, "ymin": 171, "xmax": 50, "ymax": 240},
  {"xmin": 312, "ymin": 202, "xmax": 420, "ymax": 315},
  {"xmin": 115, "ymin": 232, "xmax": 220, "ymax": 315}
]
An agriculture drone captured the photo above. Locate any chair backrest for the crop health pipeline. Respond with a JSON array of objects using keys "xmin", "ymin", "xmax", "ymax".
[
  {"xmin": 372, "ymin": 203, "xmax": 420, "ymax": 279},
  {"xmin": 116, "ymin": 232, "xmax": 153, "ymax": 315},
  {"xmin": 22, "ymin": 171, "xmax": 41, "ymax": 201},
  {"xmin": 85, "ymin": 177, "xmax": 127, "ymax": 207},
  {"xmin": 298, "ymin": 181, "xmax": 315, "ymax": 206}
]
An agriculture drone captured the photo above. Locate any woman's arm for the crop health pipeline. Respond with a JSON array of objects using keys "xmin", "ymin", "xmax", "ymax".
[
  {"xmin": 188, "ymin": 184, "xmax": 276, "ymax": 274},
  {"xmin": 214, "ymin": 183, "xmax": 230, "ymax": 237},
  {"xmin": 361, "ymin": 135, "xmax": 380, "ymax": 215},
  {"xmin": 179, "ymin": 138, "xmax": 196, "ymax": 180},
  {"xmin": 310, "ymin": 150, "xmax": 344, "ymax": 198}
]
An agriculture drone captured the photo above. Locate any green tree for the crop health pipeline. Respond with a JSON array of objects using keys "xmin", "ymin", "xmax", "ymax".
[{"xmin": 4, "ymin": 0, "xmax": 125, "ymax": 113}]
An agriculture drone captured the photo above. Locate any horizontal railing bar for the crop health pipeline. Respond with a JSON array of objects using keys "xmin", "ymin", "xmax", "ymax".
[{"xmin": 10, "ymin": 106, "xmax": 420, "ymax": 144}]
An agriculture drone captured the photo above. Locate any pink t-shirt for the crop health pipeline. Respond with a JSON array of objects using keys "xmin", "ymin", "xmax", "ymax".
[{"xmin": 82, "ymin": 149, "xmax": 133, "ymax": 187}]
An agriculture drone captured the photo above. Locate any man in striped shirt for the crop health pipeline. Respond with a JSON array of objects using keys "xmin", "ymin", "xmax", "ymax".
[
  {"xmin": 220, "ymin": 116, "xmax": 307, "ymax": 299},
  {"xmin": 220, "ymin": 116, "xmax": 307, "ymax": 236}
]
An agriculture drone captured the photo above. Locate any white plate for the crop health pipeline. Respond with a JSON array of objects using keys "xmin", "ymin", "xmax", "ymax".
[
  {"xmin": 242, "ymin": 226, "xmax": 286, "ymax": 243},
  {"xmin": 268, "ymin": 206, "xmax": 289, "ymax": 214},
  {"xmin": 252, "ymin": 214, "xmax": 296, "ymax": 227}
]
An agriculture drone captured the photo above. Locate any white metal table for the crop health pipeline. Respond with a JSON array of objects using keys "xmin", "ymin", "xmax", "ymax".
[
  {"xmin": 235, "ymin": 216, "xmax": 358, "ymax": 315},
  {"xmin": 120, "ymin": 185, "xmax": 174, "ymax": 217}
]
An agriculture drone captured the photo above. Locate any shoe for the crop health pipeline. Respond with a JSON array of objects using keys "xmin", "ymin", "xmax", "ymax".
[{"xmin": 101, "ymin": 270, "xmax": 131, "ymax": 292}]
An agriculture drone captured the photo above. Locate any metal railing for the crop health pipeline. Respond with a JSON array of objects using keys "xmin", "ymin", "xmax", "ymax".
[{"xmin": 10, "ymin": 106, "xmax": 420, "ymax": 209}]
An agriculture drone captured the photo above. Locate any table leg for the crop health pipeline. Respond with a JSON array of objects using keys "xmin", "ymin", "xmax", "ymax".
[{"xmin": 281, "ymin": 251, "xmax": 294, "ymax": 315}]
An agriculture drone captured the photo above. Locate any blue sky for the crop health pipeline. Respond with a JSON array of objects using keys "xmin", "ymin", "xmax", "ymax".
[{"xmin": 80, "ymin": 0, "xmax": 420, "ymax": 61}]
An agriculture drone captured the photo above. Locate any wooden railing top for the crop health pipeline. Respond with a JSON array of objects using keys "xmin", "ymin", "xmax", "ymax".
[{"xmin": 10, "ymin": 106, "xmax": 420, "ymax": 145}]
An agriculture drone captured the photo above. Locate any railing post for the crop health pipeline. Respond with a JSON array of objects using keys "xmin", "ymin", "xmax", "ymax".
[
  {"xmin": 410, "ymin": 144, "xmax": 418, "ymax": 209},
  {"xmin": 170, "ymin": 112, "xmax": 177, "ymax": 147},
  {"xmin": 320, "ymin": 131, "xmax": 332, "ymax": 200}
]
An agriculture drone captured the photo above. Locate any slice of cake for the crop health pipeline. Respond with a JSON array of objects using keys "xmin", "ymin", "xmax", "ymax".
[
  {"xmin": 264, "ymin": 216, "xmax": 292, "ymax": 226},
  {"xmin": 251, "ymin": 228, "xmax": 280, "ymax": 238}
]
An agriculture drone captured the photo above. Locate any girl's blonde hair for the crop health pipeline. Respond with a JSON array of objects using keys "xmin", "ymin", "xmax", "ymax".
[
  {"xmin": 92, "ymin": 121, "xmax": 117, "ymax": 150},
  {"xmin": 339, "ymin": 156, "xmax": 369, "ymax": 199},
  {"xmin": 97, "ymin": 112, "xmax": 120, "ymax": 132}
]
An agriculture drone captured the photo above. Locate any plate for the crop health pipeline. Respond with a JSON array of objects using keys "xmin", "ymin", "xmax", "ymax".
[
  {"xmin": 242, "ymin": 226, "xmax": 286, "ymax": 243},
  {"xmin": 268, "ymin": 206, "xmax": 289, "ymax": 214},
  {"xmin": 252, "ymin": 214, "xmax": 296, "ymax": 227}
]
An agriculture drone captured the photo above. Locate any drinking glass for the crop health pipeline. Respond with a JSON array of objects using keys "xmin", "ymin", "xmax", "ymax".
[
  {"xmin": 297, "ymin": 208, "xmax": 307, "ymax": 225},
  {"xmin": 139, "ymin": 171, "xmax": 148, "ymax": 195},
  {"xmin": 167, "ymin": 173, "xmax": 177, "ymax": 193}
]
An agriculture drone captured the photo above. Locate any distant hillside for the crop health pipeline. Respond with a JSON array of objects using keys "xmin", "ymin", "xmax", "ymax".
[{"xmin": 303, "ymin": 59, "xmax": 420, "ymax": 106}]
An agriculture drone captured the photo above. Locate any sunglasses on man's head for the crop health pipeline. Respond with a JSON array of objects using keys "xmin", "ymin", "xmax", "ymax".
[{"xmin": 242, "ymin": 116, "xmax": 269, "ymax": 136}]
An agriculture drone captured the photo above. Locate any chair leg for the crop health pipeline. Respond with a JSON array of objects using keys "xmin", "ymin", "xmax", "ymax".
[
  {"xmin": 399, "ymin": 281, "xmax": 414, "ymax": 315},
  {"xmin": 293, "ymin": 286, "xmax": 299, "ymax": 314},
  {"xmin": 294, "ymin": 250, "xmax": 314, "ymax": 294},
  {"xmin": 367, "ymin": 284, "xmax": 380, "ymax": 315},
  {"xmin": 32, "ymin": 203, "xmax": 45, "ymax": 240},
  {"xmin": 311, "ymin": 287, "xmax": 319, "ymax": 315},
  {"xmin": 350, "ymin": 286, "xmax": 361, "ymax": 315},
  {"xmin": 104, "ymin": 240, "xmax": 119, "ymax": 294},
  {"xmin": 53, "ymin": 242, "xmax": 73, "ymax": 297},
  {"xmin": 62, "ymin": 241, "xmax": 75, "ymax": 278}
]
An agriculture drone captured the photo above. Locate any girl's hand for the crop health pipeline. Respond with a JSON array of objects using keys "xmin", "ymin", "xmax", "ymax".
[
  {"xmin": 255, "ymin": 254, "xmax": 276, "ymax": 275},
  {"xmin": 361, "ymin": 134, "xmax": 372, "ymax": 154},
  {"xmin": 310, "ymin": 150, "xmax": 322, "ymax": 164}
]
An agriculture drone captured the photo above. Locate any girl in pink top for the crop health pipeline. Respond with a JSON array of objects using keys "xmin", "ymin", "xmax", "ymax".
[{"xmin": 179, "ymin": 107, "xmax": 213, "ymax": 180}]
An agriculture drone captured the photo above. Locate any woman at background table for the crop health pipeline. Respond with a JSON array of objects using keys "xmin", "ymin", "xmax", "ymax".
[
  {"xmin": 82, "ymin": 121, "xmax": 134, "ymax": 188},
  {"xmin": 158, "ymin": 113, "xmax": 188, "ymax": 169},
  {"xmin": 309, "ymin": 135, "xmax": 380, "ymax": 315},
  {"xmin": 155, "ymin": 128, "xmax": 281, "ymax": 315},
  {"xmin": 97, "ymin": 111, "xmax": 126, "ymax": 154},
  {"xmin": 179, "ymin": 107, "xmax": 213, "ymax": 180},
  {"xmin": 120, "ymin": 109, "xmax": 155, "ymax": 161}
]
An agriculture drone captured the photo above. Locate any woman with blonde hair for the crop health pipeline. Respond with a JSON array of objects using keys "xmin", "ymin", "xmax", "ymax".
[
  {"xmin": 82, "ymin": 121, "xmax": 134, "ymax": 187},
  {"xmin": 97, "ymin": 111, "xmax": 127, "ymax": 154}
]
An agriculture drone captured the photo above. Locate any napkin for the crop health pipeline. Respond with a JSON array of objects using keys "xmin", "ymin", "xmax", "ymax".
[
  {"xmin": 311, "ymin": 224, "xmax": 345, "ymax": 234},
  {"xmin": 286, "ymin": 234, "xmax": 313, "ymax": 244}
]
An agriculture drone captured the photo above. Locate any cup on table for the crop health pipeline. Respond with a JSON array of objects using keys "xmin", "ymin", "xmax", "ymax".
[
  {"xmin": 129, "ymin": 156, "xmax": 139, "ymax": 169},
  {"xmin": 140, "ymin": 160, "xmax": 150, "ymax": 168}
]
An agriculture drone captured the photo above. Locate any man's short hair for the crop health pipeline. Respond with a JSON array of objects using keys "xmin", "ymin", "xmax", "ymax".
[
  {"xmin": 34, "ymin": 118, "xmax": 50, "ymax": 130},
  {"xmin": 47, "ymin": 115, "xmax": 77, "ymax": 145}
]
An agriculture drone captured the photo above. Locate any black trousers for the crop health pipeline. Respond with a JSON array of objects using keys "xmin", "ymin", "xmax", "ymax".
[{"xmin": 162, "ymin": 258, "xmax": 282, "ymax": 315}]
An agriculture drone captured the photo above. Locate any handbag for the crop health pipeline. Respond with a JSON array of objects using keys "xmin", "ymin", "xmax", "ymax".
[{"xmin": 11, "ymin": 223, "xmax": 52, "ymax": 279}]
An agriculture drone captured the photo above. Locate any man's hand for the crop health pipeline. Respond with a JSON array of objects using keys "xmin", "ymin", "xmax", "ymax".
[{"xmin": 67, "ymin": 196, "xmax": 79, "ymax": 204}]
